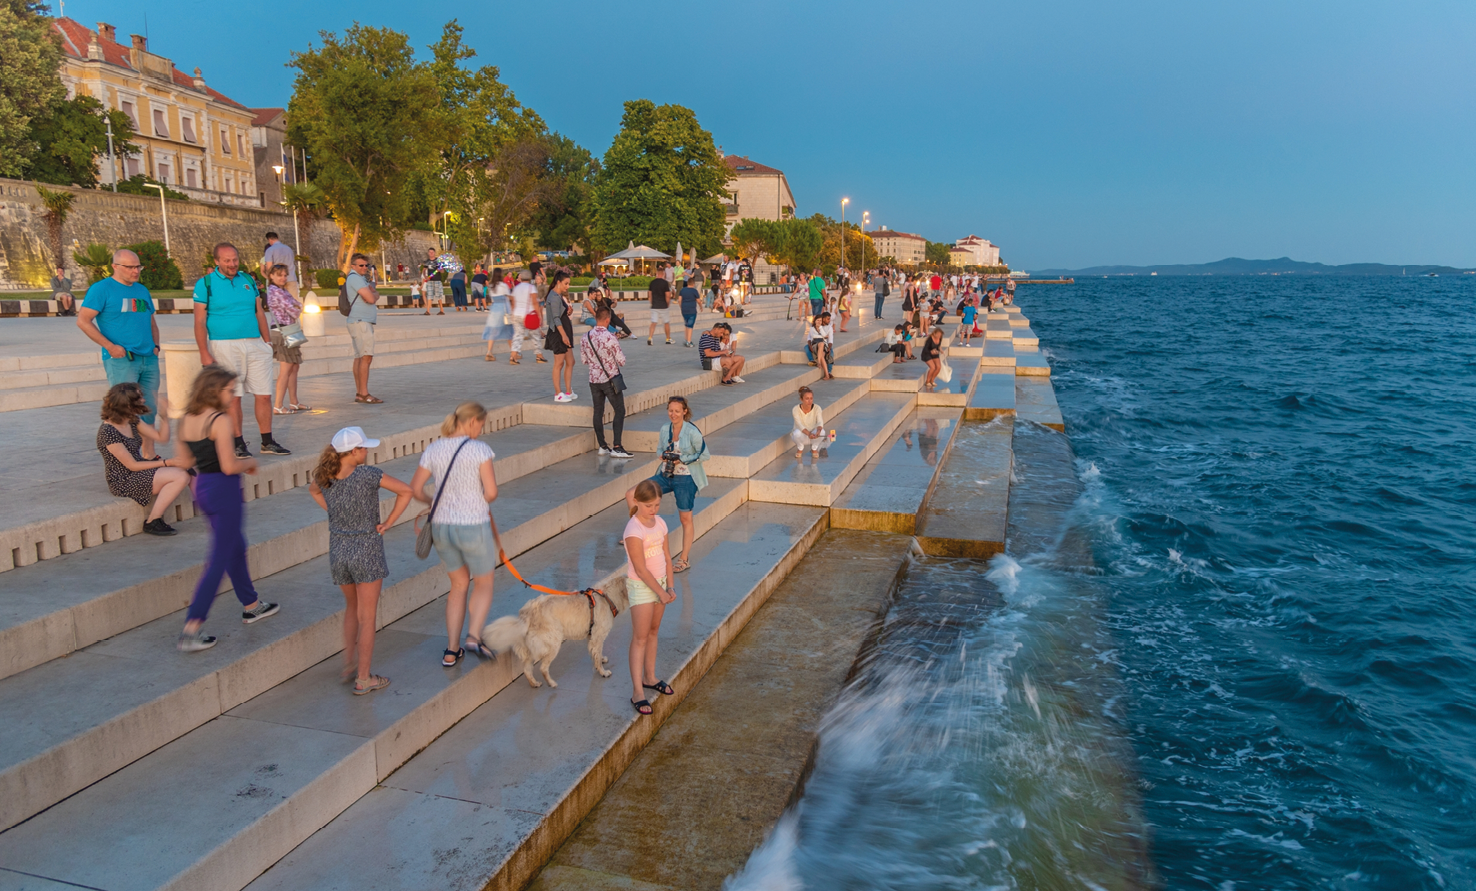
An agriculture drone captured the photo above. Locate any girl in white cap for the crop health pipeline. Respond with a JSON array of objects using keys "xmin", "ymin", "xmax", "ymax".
[{"xmin": 309, "ymin": 426, "xmax": 414, "ymax": 695}]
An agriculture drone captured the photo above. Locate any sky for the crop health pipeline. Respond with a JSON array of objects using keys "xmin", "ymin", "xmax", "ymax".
[{"xmin": 61, "ymin": 0, "xmax": 1476, "ymax": 269}]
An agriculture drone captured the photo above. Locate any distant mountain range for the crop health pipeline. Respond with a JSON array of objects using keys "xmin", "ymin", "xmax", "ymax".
[{"xmin": 1033, "ymin": 257, "xmax": 1475, "ymax": 277}]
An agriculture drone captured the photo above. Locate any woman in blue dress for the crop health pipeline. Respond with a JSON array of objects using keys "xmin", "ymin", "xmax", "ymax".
[{"xmin": 483, "ymin": 267, "xmax": 514, "ymax": 361}]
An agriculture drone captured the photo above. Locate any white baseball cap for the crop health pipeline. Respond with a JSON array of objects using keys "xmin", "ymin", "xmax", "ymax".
[{"xmin": 331, "ymin": 426, "xmax": 380, "ymax": 452}]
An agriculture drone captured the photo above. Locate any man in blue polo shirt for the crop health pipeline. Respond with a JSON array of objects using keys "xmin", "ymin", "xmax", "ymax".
[
  {"xmin": 194, "ymin": 242, "xmax": 289, "ymax": 457},
  {"xmin": 77, "ymin": 248, "xmax": 161, "ymax": 424}
]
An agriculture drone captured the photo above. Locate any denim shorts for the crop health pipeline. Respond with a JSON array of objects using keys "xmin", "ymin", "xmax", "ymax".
[
  {"xmin": 650, "ymin": 472, "xmax": 697, "ymax": 513},
  {"xmin": 431, "ymin": 522, "xmax": 498, "ymax": 577},
  {"xmin": 682, "ymin": 312, "xmax": 697, "ymax": 329}
]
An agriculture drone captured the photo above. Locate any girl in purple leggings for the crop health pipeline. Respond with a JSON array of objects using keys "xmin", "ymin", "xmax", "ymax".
[{"xmin": 174, "ymin": 364, "xmax": 279, "ymax": 652}]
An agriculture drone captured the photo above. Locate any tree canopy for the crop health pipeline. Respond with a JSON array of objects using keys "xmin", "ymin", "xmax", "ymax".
[
  {"xmin": 590, "ymin": 100, "xmax": 727, "ymax": 260},
  {"xmin": 0, "ymin": 0, "xmax": 64, "ymax": 177},
  {"xmin": 532, "ymin": 133, "xmax": 599, "ymax": 254},
  {"xmin": 287, "ymin": 24, "xmax": 442, "ymax": 266},
  {"xmin": 24, "ymin": 95, "xmax": 138, "ymax": 187}
]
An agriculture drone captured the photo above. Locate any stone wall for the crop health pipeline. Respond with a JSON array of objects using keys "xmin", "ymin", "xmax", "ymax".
[{"xmin": 0, "ymin": 177, "xmax": 438, "ymax": 291}]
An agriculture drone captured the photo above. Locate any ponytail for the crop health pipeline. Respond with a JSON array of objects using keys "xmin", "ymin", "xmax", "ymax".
[
  {"xmin": 312, "ymin": 444, "xmax": 344, "ymax": 491},
  {"xmin": 630, "ymin": 479, "xmax": 662, "ymax": 516},
  {"xmin": 441, "ymin": 401, "xmax": 488, "ymax": 437}
]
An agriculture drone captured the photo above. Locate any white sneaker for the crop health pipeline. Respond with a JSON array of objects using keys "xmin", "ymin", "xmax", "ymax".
[
  {"xmin": 564, "ymin": 392, "xmax": 577, "ymax": 401},
  {"xmin": 554, "ymin": 393, "xmax": 569, "ymax": 402},
  {"xmin": 731, "ymin": 376, "xmax": 746, "ymax": 384},
  {"xmin": 597, "ymin": 446, "xmax": 611, "ymax": 456}
]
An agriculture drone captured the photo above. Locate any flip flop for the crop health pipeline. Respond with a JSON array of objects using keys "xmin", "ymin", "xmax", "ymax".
[
  {"xmin": 631, "ymin": 699, "xmax": 653, "ymax": 715},
  {"xmin": 643, "ymin": 680, "xmax": 674, "ymax": 696},
  {"xmin": 353, "ymin": 675, "xmax": 390, "ymax": 695}
]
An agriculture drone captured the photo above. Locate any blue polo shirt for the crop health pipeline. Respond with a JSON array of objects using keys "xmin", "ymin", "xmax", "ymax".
[
  {"xmin": 192, "ymin": 269, "xmax": 262, "ymax": 340},
  {"xmin": 81, "ymin": 277, "xmax": 155, "ymax": 358}
]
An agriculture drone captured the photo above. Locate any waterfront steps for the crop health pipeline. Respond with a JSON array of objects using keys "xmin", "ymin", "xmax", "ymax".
[
  {"xmin": 0, "ymin": 294, "xmax": 1040, "ymax": 891},
  {"xmin": 915, "ymin": 416, "xmax": 1015, "ymax": 558},
  {"xmin": 831, "ymin": 408, "xmax": 965, "ymax": 534}
]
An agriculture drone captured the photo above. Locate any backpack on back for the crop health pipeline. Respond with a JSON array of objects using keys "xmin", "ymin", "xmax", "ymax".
[{"xmin": 337, "ymin": 281, "xmax": 355, "ymax": 317}]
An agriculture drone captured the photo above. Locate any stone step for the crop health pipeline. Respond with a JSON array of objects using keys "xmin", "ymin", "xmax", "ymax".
[
  {"xmin": 915, "ymin": 417, "xmax": 1013, "ymax": 558},
  {"xmin": 747, "ymin": 392, "xmax": 916, "ymax": 507},
  {"xmin": 238, "ymin": 500, "xmax": 825, "ymax": 891},
  {"xmin": 967, "ymin": 367, "xmax": 1018, "ymax": 420},
  {"xmin": 1016, "ymin": 376, "xmax": 1065, "ymax": 431},
  {"xmin": 703, "ymin": 377, "xmax": 870, "ymax": 478},
  {"xmin": 830, "ymin": 346, "xmax": 894, "ymax": 379},
  {"xmin": 0, "ymin": 447, "xmax": 668, "ymax": 832},
  {"xmin": 1012, "ymin": 326, "xmax": 1040, "ymax": 347},
  {"xmin": 869, "ymin": 356, "xmax": 927, "ymax": 392},
  {"xmin": 776, "ymin": 326, "xmax": 886, "ymax": 365},
  {"xmin": 831, "ymin": 408, "xmax": 964, "ymax": 534},
  {"xmin": 1015, "ymin": 351, "xmax": 1052, "ymax": 376},
  {"xmin": 0, "ymin": 490, "xmax": 803, "ymax": 891},
  {"xmin": 0, "ymin": 423, "xmax": 590, "ymax": 685},
  {"xmin": 981, "ymin": 338, "xmax": 1017, "ymax": 365},
  {"xmin": 619, "ymin": 359, "xmax": 819, "ymax": 453},
  {"xmin": 917, "ymin": 350, "xmax": 983, "ymax": 408},
  {"xmin": 985, "ymin": 319, "xmax": 1015, "ymax": 339}
]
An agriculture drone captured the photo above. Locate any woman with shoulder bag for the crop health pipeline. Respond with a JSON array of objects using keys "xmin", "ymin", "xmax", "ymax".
[
  {"xmin": 266, "ymin": 264, "xmax": 309, "ymax": 414},
  {"xmin": 409, "ymin": 402, "xmax": 500, "ymax": 667},
  {"xmin": 624, "ymin": 396, "xmax": 709, "ymax": 574}
]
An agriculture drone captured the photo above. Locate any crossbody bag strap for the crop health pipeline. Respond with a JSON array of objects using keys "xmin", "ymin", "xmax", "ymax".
[
  {"xmin": 587, "ymin": 331, "xmax": 617, "ymax": 381},
  {"xmin": 427, "ymin": 438, "xmax": 472, "ymax": 524}
]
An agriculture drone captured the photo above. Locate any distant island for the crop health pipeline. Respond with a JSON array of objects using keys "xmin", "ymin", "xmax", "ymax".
[{"xmin": 1034, "ymin": 257, "xmax": 1476, "ymax": 277}]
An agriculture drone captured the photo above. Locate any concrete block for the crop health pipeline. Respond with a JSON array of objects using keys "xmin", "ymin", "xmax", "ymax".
[
  {"xmin": 915, "ymin": 418, "xmax": 1013, "ymax": 557},
  {"xmin": 831, "ymin": 409, "xmax": 963, "ymax": 533},
  {"xmin": 869, "ymin": 359, "xmax": 925, "ymax": 392},
  {"xmin": 981, "ymin": 339, "xmax": 1017, "ymax": 366},
  {"xmin": 748, "ymin": 393, "xmax": 915, "ymax": 506},
  {"xmin": 703, "ymin": 379, "xmax": 868, "ymax": 478},
  {"xmin": 1016, "ymin": 376, "xmax": 1065, "ymax": 431},
  {"xmin": 1015, "ymin": 351, "xmax": 1052, "ymax": 376},
  {"xmin": 967, "ymin": 368, "xmax": 1017, "ymax": 420}
]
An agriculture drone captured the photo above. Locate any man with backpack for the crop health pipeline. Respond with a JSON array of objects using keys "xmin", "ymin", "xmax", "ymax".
[{"xmin": 342, "ymin": 252, "xmax": 381, "ymax": 404}]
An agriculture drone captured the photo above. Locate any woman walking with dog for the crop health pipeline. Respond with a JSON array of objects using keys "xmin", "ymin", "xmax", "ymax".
[
  {"xmin": 410, "ymin": 402, "xmax": 500, "ymax": 667},
  {"xmin": 625, "ymin": 479, "xmax": 675, "ymax": 715},
  {"xmin": 309, "ymin": 426, "xmax": 413, "ymax": 695}
]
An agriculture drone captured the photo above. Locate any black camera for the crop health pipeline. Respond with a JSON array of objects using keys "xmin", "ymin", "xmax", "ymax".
[{"xmin": 660, "ymin": 449, "xmax": 682, "ymax": 478}]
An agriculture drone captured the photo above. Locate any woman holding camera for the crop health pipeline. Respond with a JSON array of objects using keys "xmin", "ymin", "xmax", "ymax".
[{"xmin": 624, "ymin": 396, "xmax": 708, "ymax": 574}]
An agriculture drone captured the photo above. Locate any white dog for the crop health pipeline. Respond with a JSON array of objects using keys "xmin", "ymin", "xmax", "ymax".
[{"xmin": 481, "ymin": 583, "xmax": 628, "ymax": 688}]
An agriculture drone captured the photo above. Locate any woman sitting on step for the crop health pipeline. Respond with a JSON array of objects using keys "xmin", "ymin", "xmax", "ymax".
[
  {"xmin": 791, "ymin": 386, "xmax": 827, "ymax": 458},
  {"xmin": 97, "ymin": 382, "xmax": 192, "ymax": 536}
]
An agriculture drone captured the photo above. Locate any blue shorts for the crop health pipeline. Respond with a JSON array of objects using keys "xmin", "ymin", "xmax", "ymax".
[
  {"xmin": 682, "ymin": 312, "xmax": 697, "ymax": 329},
  {"xmin": 431, "ymin": 522, "xmax": 498, "ymax": 577},
  {"xmin": 650, "ymin": 472, "xmax": 697, "ymax": 513}
]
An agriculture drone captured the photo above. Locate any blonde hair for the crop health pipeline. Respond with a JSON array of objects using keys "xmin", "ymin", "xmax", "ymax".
[
  {"xmin": 185, "ymin": 365, "xmax": 237, "ymax": 415},
  {"xmin": 630, "ymin": 479, "xmax": 662, "ymax": 516},
  {"xmin": 312, "ymin": 444, "xmax": 347, "ymax": 490},
  {"xmin": 441, "ymin": 401, "xmax": 487, "ymax": 437}
]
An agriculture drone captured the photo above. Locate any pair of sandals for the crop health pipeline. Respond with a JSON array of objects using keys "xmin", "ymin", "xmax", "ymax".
[
  {"xmin": 340, "ymin": 662, "xmax": 390, "ymax": 695},
  {"xmin": 631, "ymin": 680, "xmax": 674, "ymax": 715},
  {"xmin": 272, "ymin": 403, "xmax": 313, "ymax": 415},
  {"xmin": 354, "ymin": 394, "xmax": 384, "ymax": 404},
  {"xmin": 442, "ymin": 637, "xmax": 496, "ymax": 667}
]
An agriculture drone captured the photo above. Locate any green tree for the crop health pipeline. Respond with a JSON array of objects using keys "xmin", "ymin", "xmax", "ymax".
[
  {"xmin": 33, "ymin": 182, "xmax": 73, "ymax": 267},
  {"xmin": 24, "ymin": 95, "xmax": 138, "ymax": 186},
  {"xmin": 421, "ymin": 21, "xmax": 546, "ymax": 259},
  {"xmin": 125, "ymin": 240, "xmax": 182, "ymax": 291},
  {"xmin": 727, "ymin": 218, "xmax": 783, "ymax": 266},
  {"xmin": 771, "ymin": 218, "xmax": 823, "ymax": 273},
  {"xmin": 73, "ymin": 242, "xmax": 112, "ymax": 284},
  {"xmin": 533, "ymin": 132, "xmax": 599, "ymax": 254},
  {"xmin": 925, "ymin": 240, "xmax": 952, "ymax": 267},
  {"xmin": 116, "ymin": 174, "xmax": 186, "ymax": 200},
  {"xmin": 287, "ymin": 24, "xmax": 442, "ymax": 268},
  {"xmin": 0, "ymin": 0, "xmax": 63, "ymax": 177},
  {"xmin": 590, "ymin": 100, "xmax": 727, "ymax": 259}
]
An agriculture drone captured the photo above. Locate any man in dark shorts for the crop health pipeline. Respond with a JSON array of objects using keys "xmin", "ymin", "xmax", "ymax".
[
  {"xmin": 648, "ymin": 262, "xmax": 672, "ymax": 345},
  {"xmin": 544, "ymin": 271, "xmax": 576, "ymax": 402},
  {"xmin": 679, "ymin": 276, "xmax": 701, "ymax": 347}
]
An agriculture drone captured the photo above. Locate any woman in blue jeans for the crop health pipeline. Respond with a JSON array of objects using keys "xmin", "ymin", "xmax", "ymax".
[
  {"xmin": 625, "ymin": 396, "xmax": 709, "ymax": 573},
  {"xmin": 175, "ymin": 365, "xmax": 280, "ymax": 652}
]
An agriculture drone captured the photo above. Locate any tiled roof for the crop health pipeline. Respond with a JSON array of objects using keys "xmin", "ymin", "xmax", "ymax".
[
  {"xmin": 724, "ymin": 155, "xmax": 784, "ymax": 176},
  {"xmin": 250, "ymin": 107, "xmax": 285, "ymax": 126},
  {"xmin": 866, "ymin": 230, "xmax": 926, "ymax": 242},
  {"xmin": 50, "ymin": 18, "xmax": 251, "ymax": 112}
]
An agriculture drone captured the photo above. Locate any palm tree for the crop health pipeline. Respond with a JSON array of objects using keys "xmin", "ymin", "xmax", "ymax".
[{"xmin": 35, "ymin": 183, "xmax": 76, "ymax": 271}]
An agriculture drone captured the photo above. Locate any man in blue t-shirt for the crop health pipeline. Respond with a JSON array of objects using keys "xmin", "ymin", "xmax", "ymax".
[
  {"xmin": 77, "ymin": 248, "xmax": 161, "ymax": 424},
  {"xmin": 194, "ymin": 242, "xmax": 288, "ymax": 457},
  {"xmin": 344, "ymin": 253, "xmax": 381, "ymax": 404},
  {"xmin": 678, "ymin": 279, "xmax": 701, "ymax": 347}
]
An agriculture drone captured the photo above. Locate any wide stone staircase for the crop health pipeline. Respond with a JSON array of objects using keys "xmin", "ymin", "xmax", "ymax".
[{"xmin": 0, "ymin": 298, "xmax": 1055, "ymax": 891}]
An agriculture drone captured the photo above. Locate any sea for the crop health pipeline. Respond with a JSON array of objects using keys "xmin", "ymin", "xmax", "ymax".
[{"xmin": 727, "ymin": 275, "xmax": 1476, "ymax": 890}]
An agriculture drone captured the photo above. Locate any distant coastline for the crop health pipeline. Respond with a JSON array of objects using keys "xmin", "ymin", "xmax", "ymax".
[{"xmin": 1035, "ymin": 257, "xmax": 1476, "ymax": 277}]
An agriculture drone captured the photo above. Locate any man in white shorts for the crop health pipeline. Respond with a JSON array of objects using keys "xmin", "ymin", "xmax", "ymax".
[
  {"xmin": 647, "ymin": 263, "xmax": 672, "ymax": 345},
  {"xmin": 193, "ymin": 242, "xmax": 289, "ymax": 457}
]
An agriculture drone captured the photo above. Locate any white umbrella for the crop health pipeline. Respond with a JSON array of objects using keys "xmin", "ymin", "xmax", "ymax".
[{"xmin": 674, "ymin": 240, "xmax": 684, "ymax": 268}]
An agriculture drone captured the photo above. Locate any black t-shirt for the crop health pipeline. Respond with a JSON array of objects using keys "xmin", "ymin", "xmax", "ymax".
[
  {"xmin": 738, "ymin": 262, "xmax": 752, "ymax": 281},
  {"xmin": 650, "ymin": 278, "xmax": 670, "ymax": 309},
  {"xmin": 921, "ymin": 337, "xmax": 942, "ymax": 362},
  {"xmin": 472, "ymin": 273, "xmax": 488, "ymax": 286}
]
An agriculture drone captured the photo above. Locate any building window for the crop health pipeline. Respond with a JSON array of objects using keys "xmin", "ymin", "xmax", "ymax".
[
  {"xmin": 152, "ymin": 108, "xmax": 169, "ymax": 138},
  {"xmin": 221, "ymin": 129, "xmax": 231, "ymax": 155},
  {"xmin": 126, "ymin": 156, "xmax": 140, "ymax": 177},
  {"xmin": 237, "ymin": 134, "xmax": 246, "ymax": 157},
  {"xmin": 186, "ymin": 168, "xmax": 198, "ymax": 188},
  {"xmin": 181, "ymin": 117, "xmax": 195, "ymax": 143},
  {"xmin": 120, "ymin": 100, "xmax": 138, "ymax": 129},
  {"xmin": 158, "ymin": 162, "xmax": 171, "ymax": 183},
  {"xmin": 225, "ymin": 175, "xmax": 234, "ymax": 193}
]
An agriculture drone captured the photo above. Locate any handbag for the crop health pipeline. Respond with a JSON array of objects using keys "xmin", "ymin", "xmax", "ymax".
[
  {"xmin": 414, "ymin": 438, "xmax": 471, "ymax": 559},
  {"xmin": 938, "ymin": 360, "xmax": 954, "ymax": 383},
  {"xmin": 523, "ymin": 310, "xmax": 541, "ymax": 329},
  {"xmin": 280, "ymin": 322, "xmax": 306, "ymax": 349},
  {"xmin": 586, "ymin": 331, "xmax": 626, "ymax": 392}
]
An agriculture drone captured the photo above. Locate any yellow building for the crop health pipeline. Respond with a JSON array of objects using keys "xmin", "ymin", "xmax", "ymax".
[
  {"xmin": 51, "ymin": 18, "xmax": 260, "ymax": 207},
  {"xmin": 948, "ymin": 246, "xmax": 974, "ymax": 269},
  {"xmin": 866, "ymin": 228, "xmax": 927, "ymax": 267}
]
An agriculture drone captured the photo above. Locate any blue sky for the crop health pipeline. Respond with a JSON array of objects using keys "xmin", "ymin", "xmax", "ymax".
[{"xmin": 65, "ymin": 0, "xmax": 1476, "ymax": 268}]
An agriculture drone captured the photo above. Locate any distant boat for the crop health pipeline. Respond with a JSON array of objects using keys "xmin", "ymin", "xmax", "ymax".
[
  {"xmin": 1150, "ymin": 272, "xmax": 1157, "ymax": 276},
  {"xmin": 1426, "ymin": 272, "xmax": 1439, "ymax": 277}
]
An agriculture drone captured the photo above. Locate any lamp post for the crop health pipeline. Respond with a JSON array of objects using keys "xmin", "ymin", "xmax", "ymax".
[
  {"xmin": 273, "ymin": 163, "xmax": 305, "ymax": 287},
  {"xmin": 840, "ymin": 197, "xmax": 849, "ymax": 271},
  {"xmin": 143, "ymin": 182, "xmax": 170, "ymax": 257},
  {"xmin": 861, "ymin": 211, "xmax": 870, "ymax": 271},
  {"xmin": 105, "ymin": 116, "xmax": 118, "ymax": 192}
]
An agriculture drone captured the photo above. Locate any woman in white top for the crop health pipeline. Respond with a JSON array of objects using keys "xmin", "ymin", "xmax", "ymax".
[
  {"xmin": 791, "ymin": 386, "xmax": 826, "ymax": 457},
  {"xmin": 409, "ymin": 401, "xmax": 500, "ymax": 667}
]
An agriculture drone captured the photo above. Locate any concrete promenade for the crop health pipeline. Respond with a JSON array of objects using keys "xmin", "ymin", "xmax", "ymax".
[{"xmin": 0, "ymin": 288, "xmax": 1057, "ymax": 891}]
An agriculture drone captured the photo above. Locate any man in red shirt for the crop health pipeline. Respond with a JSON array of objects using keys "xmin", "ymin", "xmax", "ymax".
[{"xmin": 929, "ymin": 273, "xmax": 943, "ymax": 294}]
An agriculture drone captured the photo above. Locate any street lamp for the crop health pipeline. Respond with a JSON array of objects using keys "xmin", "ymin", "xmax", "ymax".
[
  {"xmin": 440, "ymin": 210, "xmax": 452, "ymax": 248},
  {"xmin": 272, "ymin": 164, "xmax": 305, "ymax": 288},
  {"xmin": 143, "ymin": 182, "xmax": 170, "ymax": 257},
  {"xmin": 840, "ymin": 197, "xmax": 849, "ymax": 271},
  {"xmin": 862, "ymin": 211, "xmax": 870, "ymax": 271}
]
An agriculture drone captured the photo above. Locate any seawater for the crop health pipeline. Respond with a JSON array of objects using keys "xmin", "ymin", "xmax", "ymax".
[{"xmin": 728, "ymin": 276, "xmax": 1476, "ymax": 889}]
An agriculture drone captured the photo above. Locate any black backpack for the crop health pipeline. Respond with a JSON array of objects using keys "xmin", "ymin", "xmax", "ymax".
[{"xmin": 337, "ymin": 280, "xmax": 356, "ymax": 317}]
